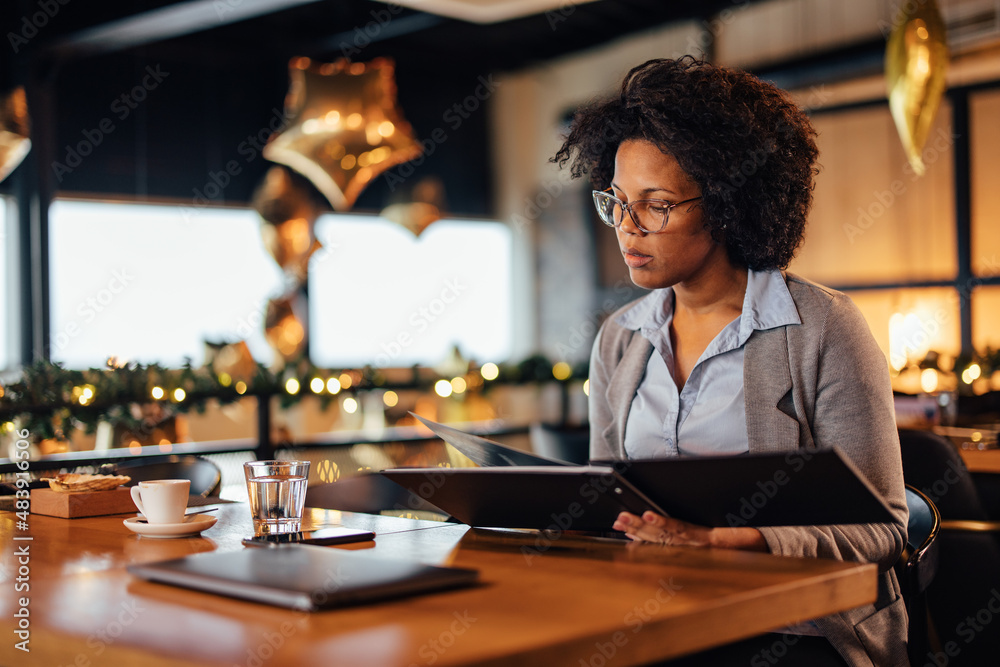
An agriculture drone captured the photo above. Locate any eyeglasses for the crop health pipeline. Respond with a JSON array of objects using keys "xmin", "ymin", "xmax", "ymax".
[{"xmin": 592, "ymin": 189, "xmax": 702, "ymax": 234}]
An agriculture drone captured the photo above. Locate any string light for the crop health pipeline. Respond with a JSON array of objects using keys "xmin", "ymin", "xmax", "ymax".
[
  {"xmin": 961, "ymin": 363, "xmax": 982, "ymax": 385},
  {"xmin": 76, "ymin": 384, "xmax": 96, "ymax": 406},
  {"xmin": 920, "ymin": 369, "xmax": 938, "ymax": 394},
  {"xmin": 0, "ymin": 359, "xmax": 624, "ymax": 440}
]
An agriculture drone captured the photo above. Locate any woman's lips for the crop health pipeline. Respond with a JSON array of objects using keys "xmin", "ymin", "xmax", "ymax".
[{"xmin": 622, "ymin": 248, "xmax": 653, "ymax": 268}]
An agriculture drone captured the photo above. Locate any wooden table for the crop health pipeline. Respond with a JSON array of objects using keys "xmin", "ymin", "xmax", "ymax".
[
  {"xmin": 959, "ymin": 447, "xmax": 1000, "ymax": 474},
  {"xmin": 0, "ymin": 503, "xmax": 876, "ymax": 666}
]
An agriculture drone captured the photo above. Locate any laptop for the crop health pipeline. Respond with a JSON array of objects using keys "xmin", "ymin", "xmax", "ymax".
[{"xmin": 127, "ymin": 544, "xmax": 479, "ymax": 611}]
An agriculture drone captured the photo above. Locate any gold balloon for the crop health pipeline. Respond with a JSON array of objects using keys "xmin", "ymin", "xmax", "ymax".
[
  {"xmin": 252, "ymin": 166, "xmax": 322, "ymax": 281},
  {"xmin": 886, "ymin": 0, "xmax": 949, "ymax": 176},
  {"xmin": 263, "ymin": 57, "xmax": 422, "ymax": 211},
  {"xmin": 204, "ymin": 340, "xmax": 257, "ymax": 384},
  {"xmin": 380, "ymin": 176, "xmax": 446, "ymax": 237},
  {"xmin": 0, "ymin": 86, "xmax": 30, "ymax": 183},
  {"xmin": 265, "ymin": 295, "xmax": 307, "ymax": 363},
  {"xmin": 381, "ymin": 202, "xmax": 441, "ymax": 237}
]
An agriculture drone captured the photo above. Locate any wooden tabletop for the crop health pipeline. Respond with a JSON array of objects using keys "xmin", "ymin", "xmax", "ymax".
[
  {"xmin": 0, "ymin": 503, "xmax": 876, "ymax": 666},
  {"xmin": 959, "ymin": 447, "xmax": 1000, "ymax": 474}
]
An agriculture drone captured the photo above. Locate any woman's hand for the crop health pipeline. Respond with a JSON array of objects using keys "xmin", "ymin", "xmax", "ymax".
[{"xmin": 613, "ymin": 511, "xmax": 769, "ymax": 552}]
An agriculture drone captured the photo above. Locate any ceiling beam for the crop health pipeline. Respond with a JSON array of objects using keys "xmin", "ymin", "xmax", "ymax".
[
  {"xmin": 45, "ymin": 0, "xmax": 325, "ymax": 59},
  {"xmin": 309, "ymin": 13, "xmax": 447, "ymax": 56}
]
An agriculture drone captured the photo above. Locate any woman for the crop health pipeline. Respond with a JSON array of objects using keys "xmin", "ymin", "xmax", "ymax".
[{"xmin": 553, "ymin": 57, "xmax": 909, "ymax": 666}]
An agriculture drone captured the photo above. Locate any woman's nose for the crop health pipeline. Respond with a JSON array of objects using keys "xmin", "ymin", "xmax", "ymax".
[{"xmin": 616, "ymin": 210, "xmax": 644, "ymax": 236}]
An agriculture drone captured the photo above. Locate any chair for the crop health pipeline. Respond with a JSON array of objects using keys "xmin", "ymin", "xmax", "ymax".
[
  {"xmin": 898, "ymin": 429, "xmax": 1000, "ymax": 665},
  {"xmin": 106, "ymin": 455, "xmax": 222, "ymax": 498},
  {"xmin": 896, "ymin": 485, "xmax": 941, "ymax": 665},
  {"xmin": 529, "ymin": 423, "xmax": 590, "ymax": 464},
  {"xmin": 305, "ymin": 472, "xmax": 447, "ymax": 516}
]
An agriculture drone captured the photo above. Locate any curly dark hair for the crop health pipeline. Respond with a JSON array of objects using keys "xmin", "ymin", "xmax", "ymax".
[{"xmin": 552, "ymin": 56, "xmax": 819, "ymax": 271}]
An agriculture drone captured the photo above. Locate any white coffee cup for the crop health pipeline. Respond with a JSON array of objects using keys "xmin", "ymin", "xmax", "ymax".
[{"xmin": 130, "ymin": 479, "xmax": 191, "ymax": 524}]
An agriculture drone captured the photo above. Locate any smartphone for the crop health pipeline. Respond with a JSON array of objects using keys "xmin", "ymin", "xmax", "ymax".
[{"xmin": 242, "ymin": 527, "xmax": 376, "ymax": 548}]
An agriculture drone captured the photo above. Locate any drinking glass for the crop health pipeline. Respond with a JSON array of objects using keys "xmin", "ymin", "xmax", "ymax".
[{"xmin": 243, "ymin": 460, "xmax": 310, "ymax": 535}]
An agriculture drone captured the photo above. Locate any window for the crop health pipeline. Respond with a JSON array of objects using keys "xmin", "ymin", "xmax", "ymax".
[
  {"xmin": 309, "ymin": 215, "xmax": 512, "ymax": 368},
  {"xmin": 48, "ymin": 201, "xmax": 514, "ymax": 371},
  {"xmin": 791, "ymin": 101, "xmax": 960, "ymax": 377},
  {"xmin": 49, "ymin": 200, "xmax": 283, "ymax": 368},
  {"xmin": 0, "ymin": 197, "xmax": 9, "ymax": 370},
  {"xmin": 793, "ymin": 102, "xmax": 956, "ymax": 286},
  {"xmin": 972, "ymin": 88, "xmax": 1000, "ymax": 278}
]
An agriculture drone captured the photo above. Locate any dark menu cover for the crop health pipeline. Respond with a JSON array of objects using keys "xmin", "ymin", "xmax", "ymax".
[
  {"xmin": 383, "ymin": 464, "xmax": 666, "ymax": 533},
  {"xmin": 386, "ymin": 418, "xmax": 896, "ymax": 530}
]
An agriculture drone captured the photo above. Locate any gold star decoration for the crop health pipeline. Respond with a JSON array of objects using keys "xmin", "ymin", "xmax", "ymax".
[
  {"xmin": 886, "ymin": 0, "xmax": 949, "ymax": 177},
  {"xmin": 0, "ymin": 86, "xmax": 30, "ymax": 183},
  {"xmin": 252, "ymin": 165, "xmax": 322, "ymax": 283},
  {"xmin": 263, "ymin": 57, "xmax": 422, "ymax": 211}
]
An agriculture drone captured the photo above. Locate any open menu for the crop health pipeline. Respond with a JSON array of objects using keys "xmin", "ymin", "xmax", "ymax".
[{"xmin": 383, "ymin": 416, "xmax": 896, "ymax": 531}]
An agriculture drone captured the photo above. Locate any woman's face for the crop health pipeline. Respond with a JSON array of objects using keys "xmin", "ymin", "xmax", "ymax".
[{"xmin": 612, "ymin": 139, "xmax": 727, "ymax": 290}]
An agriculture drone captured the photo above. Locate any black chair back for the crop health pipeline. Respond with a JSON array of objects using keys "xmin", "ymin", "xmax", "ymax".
[
  {"xmin": 897, "ymin": 485, "xmax": 941, "ymax": 665},
  {"xmin": 306, "ymin": 472, "xmax": 447, "ymax": 516},
  {"xmin": 108, "ymin": 455, "xmax": 222, "ymax": 497},
  {"xmin": 898, "ymin": 429, "xmax": 988, "ymax": 520},
  {"xmin": 898, "ymin": 429, "xmax": 1000, "ymax": 666},
  {"xmin": 529, "ymin": 423, "xmax": 590, "ymax": 465}
]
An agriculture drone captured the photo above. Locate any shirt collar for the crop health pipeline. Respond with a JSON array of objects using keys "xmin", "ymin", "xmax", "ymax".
[
  {"xmin": 615, "ymin": 269, "xmax": 800, "ymax": 336},
  {"xmin": 740, "ymin": 268, "xmax": 801, "ymax": 336}
]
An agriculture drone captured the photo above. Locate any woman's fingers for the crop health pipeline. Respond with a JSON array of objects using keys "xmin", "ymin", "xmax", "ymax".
[{"xmin": 614, "ymin": 511, "xmax": 710, "ymax": 547}]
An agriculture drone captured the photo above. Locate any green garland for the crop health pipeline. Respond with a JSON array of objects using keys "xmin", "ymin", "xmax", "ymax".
[{"xmin": 0, "ymin": 356, "xmax": 589, "ymax": 441}]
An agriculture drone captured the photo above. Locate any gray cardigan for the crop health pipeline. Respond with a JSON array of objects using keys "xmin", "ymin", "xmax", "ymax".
[{"xmin": 589, "ymin": 272, "xmax": 910, "ymax": 667}]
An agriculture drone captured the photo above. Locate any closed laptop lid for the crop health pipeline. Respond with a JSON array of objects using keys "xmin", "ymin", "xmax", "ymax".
[{"xmin": 127, "ymin": 544, "xmax": 479, "ymax": 611}]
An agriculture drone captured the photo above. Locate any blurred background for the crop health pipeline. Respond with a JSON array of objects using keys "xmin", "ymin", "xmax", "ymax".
[{"xmin": 1, "ymin": 0, "xmax": 1000, "ymax": 478}]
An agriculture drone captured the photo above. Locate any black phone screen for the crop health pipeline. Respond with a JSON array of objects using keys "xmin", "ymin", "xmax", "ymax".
[{"xmin": 242, "ymin": 527, "xmax": 375, "ymax": 547}]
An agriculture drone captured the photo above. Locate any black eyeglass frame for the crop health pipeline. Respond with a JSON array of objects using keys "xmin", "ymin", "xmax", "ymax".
[{"xmin": 591, "ymin": 189, "xmax": 702, "ymax": 233}]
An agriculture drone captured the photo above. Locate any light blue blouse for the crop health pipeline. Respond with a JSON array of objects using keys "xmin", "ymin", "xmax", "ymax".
[{"xmin": 619, "ymin": 269, "xmax": 801, "ymax": 459}]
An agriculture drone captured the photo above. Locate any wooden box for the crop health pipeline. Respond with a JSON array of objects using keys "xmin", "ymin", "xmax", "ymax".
[{"xmin": 31, "ymin": 487, "xmax": 137, "ymax": 518}]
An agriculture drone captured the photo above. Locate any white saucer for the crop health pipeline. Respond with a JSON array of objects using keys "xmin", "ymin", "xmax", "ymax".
[{"xmin": 123, "ymin": 514, "xmax": 217, "ymax": 538}]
